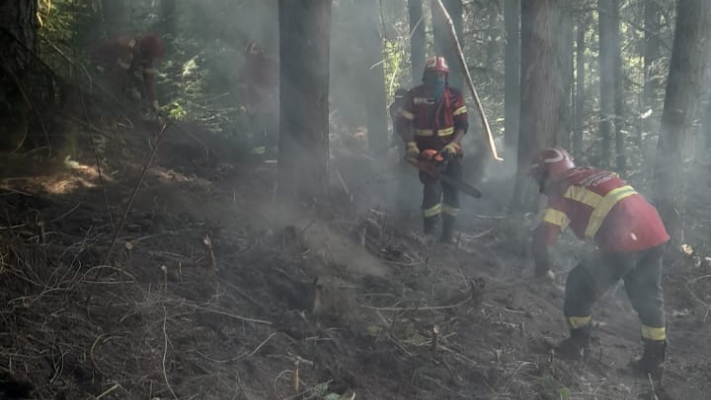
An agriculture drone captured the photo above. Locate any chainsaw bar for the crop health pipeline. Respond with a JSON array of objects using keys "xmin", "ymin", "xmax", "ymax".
[{"xmin": 406, "ymin": 158, "xmax": 483, "ymax": 198}]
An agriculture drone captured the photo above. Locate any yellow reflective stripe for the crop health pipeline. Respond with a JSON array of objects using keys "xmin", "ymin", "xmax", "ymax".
[
  {"xmin": 453, "ymin": 106, "xmax": 467, "ymax": 116},
  {"xmin": 442, "ymin": 204, "xmax": 459, "ymax": 216},
  {"xmin": 143, "ymin": 68, "xmax": 156, "ymax": 75},
  {"xmin": 542, "ymin": 208, "xmax": 570, "ymax": 230},
  {"xmin": 423, "ymin": 204, "xmax": 442, "ymax": 217},
  {"xmin": 437, "ymin": 127, "xmax": 454, "ymax": 136},
  {"xmin": 251, "ymin": 146, "xmax": 266, "ymax": 155},
  {"xmin": 584, "ymin": 185, "xmax": 637, "ymax": 239},
  {"xmin": 568, "ymin": 316, "xmax": 592, "ymax": 329},
  {"xmin": 117, "ymin": 60, "xmax": 131, "ymax": 70},
  {"xmin": 415, "ymin": 129, "xmax": 433, "ymax": 137},
  {"xmin": 128, "ymin": 38, "xmax": 137, "ymax": 48},
  {"xmin": 641, "ymin": 325, "xmax": 666, "ymax": 341},
  {"xmin": 399, "ymin": 109, "xmax": 415, "ymax": 120},
  {"xmin": 563, "ymin": 186, "xmax": 602, "ymax": 208}
]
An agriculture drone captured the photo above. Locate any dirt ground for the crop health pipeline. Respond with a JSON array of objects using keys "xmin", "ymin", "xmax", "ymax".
[{"xmin": 0, "ymin": 111, "xmax": 710, "ymax": 400}]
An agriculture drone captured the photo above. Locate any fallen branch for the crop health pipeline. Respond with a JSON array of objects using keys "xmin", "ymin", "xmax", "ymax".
[{"xmin": 190, "ymin": 304, "xmax": 273, "ymax": 326}]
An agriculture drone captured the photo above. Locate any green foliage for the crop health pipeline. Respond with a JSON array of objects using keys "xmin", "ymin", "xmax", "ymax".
[{"xmin": 539, "ymin": 373, "xmax": 571, "ymax": 400}]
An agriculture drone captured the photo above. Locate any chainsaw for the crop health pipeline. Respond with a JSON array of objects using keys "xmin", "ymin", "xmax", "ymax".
[{"xmin": 406, "ymin": 149, "xmax": 482, "ymax": 198}]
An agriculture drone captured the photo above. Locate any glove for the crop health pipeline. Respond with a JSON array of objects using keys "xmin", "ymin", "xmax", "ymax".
[
  {"xmin": 152, "ymin": 100, "xmax": 160, "ymax": 111},
  {"xmin": 441, "ymin": 142, "xmax": 460, "ymax": 159},
  {"xmin": 535, "ymin": 267, "xmax": 556, "ymax": 282},
  {"xmin": 406, "ymin": 141, "xmax": 419, "ymax": 160}
]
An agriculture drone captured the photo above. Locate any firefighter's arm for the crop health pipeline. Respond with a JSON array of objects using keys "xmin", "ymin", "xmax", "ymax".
[{"xmin": 532, "ymin": 207, "xmax": 569, "ymax": 277}]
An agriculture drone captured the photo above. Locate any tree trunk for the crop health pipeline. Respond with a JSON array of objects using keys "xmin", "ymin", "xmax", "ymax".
[
  {"xmin": 360, "ymin": 0, "xmax": 389, "ymax": 155},
  {"xmin": 512, "ymin": 0, "xmax": 561, "ymax": 211},
  {"xmin": 102, "ymin": 0, "xmax": 128, "ymax": 38},
  {"xmin": 597, "ymin": 0, "xmax": 615, "ymax": 168},
  {"xmin": 278, "ymin": 0, "xmax": 332, "ymax": 199},
  {"xmin": 504, "ymin": 0, "xmax": 521, "ymax": 154},
  {"xmin": 556, "ymin": 3, "xmax": 573, "ymax": 150},
  {"xmin": 431, "ymin": 0, "xmax": 464, "ymax": 91},
  {"xmin": 408, "ymin": 0, "xmax": 426, "ymax": 84},
  {"xmin": 573, "ymin": 16, "xmax": 586, "ymax": 159},
  {"xmin": 611, "ymin": 0, "xmax": 625, "ymax": 172},
  {"xmin": 643, "ymin": 0, "xmax": 662, "ymax": 140},
  {"xmin": 0, "ymin": 0, "xmax": 37, "ymax": 113},
  {"xmin": 160, "ymin": 0, "xmax": 177, "ymax": 38},
  {"xmin": 653, "ymin": 0, "xmax": 711, "ymax": 248}
]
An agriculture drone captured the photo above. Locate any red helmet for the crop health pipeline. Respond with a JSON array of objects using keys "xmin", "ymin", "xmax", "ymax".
[
  {"xmin": 137, "ymin": 34, "xmax": 164, "ymax": 58},
  {"xmin": 422, "ymin": 56, "xmax": 449, "ymax": 81},
  {"xmin": 529, "ymin": 147, "xmax": 576, "ymax": 183}
]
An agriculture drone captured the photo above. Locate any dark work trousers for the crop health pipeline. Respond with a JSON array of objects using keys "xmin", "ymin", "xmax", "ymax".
[
  {"xmin": 420, "ymin": 157, "xmax": 462, "ymax": 220},
  {"xmin": 564, "ymin": 244, "xmax": 666, "ymax": 332}
]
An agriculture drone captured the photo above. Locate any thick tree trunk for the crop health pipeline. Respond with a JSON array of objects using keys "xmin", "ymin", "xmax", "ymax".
[
  {"xmin": 643, "ymin": 0, "xmax": 662, "ymax": 139},
  {"xmin": 408, "ymin": 0, "xmax": 426, "ymax": 84},
  {"xmin": 278, "ymin": 0, "xmax": 332, "ymax": 199},
  {"xmin": 654, "ymin": 0, "xmax": 711, "ymax": 248},
  {"xmin": 556, "ymin": 3, "xmax": 573, "ymax": 150},
  {"xmin": 0, "ymin": 0, "xmax": 37, "ymax": 111},
  {"xmin": 160, "ymin": 0, "xmax": 177, "ymax": 38},
  {"xmin": 486, "ymin": 1, "xmax": 499, "ymax": 71},
  {"xmin": 504, "ymin": 0, "xmax": 521, "ymax": 154},
  {"xmin": 102, "ymin": 0, "xmax": 128, "ymax": 38},
  {"xmin": 597, "ymin": 0, "xmax": 615, "ymax": 168},
  {"xmin": 513, "ymin": 0, "xmax": 561, "ymax": 211},
  {"xmin": 611, "ymin": 0, "xmax": 625, "ymax": 172},
  {"xmin": 573, "ymin": 17, "xmax": 586, "ymax": 159},
  {"xmin": 360, "ymin": 0, "xmax": 389, "ymax": 155},
  {"xmin": 431, "ymin": 0, "xmax": 464, "ymax": 91}
]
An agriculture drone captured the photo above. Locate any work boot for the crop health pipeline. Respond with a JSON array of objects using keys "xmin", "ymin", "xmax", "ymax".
[
  {"xmin": 630, "ymin": 339, "xmax": 667, "ymax": 382},
  {"xmin": 439, "ymin": 214, "xmax": 456, "ymax": 244},
  {"xmin": 423, "ymin": 215, "xmax": 439, "ymax": 244},
  {"xmin": 557, "ymin": 324, "xmax": 592, "ymax": 360}
]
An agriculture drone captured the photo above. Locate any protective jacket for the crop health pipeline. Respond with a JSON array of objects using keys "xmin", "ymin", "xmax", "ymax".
[
  {"xmin": 237, "ymin": 51, "xmax": 278, "ymax": 112},
  {"xmin": 537, "ymin": 168, "xmax": 670, "ymax": 252},
  {"xmin": 397, "ymin": 85, "xmax": 468, "ymax": 154}
]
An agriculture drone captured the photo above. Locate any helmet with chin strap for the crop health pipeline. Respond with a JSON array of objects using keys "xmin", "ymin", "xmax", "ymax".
[{"xmin": 422, "ymin": 56, "xmax": 449, "ymax": 81}]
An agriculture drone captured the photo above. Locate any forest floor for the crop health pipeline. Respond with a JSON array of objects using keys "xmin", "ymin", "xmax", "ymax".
[{"xmin": 0, "ymin": 105, "xmax": 710, "ymax": 400}]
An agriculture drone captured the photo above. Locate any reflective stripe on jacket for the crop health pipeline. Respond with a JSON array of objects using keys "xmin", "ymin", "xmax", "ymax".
[{"xmin": 537, "ymin": 168, "xmax": 670, "ymax": 252}]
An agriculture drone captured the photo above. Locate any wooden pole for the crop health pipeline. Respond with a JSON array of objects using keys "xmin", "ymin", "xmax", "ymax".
[{"xmin": 434, "ymin": 0, "xmax": 502, "ymax": 161}]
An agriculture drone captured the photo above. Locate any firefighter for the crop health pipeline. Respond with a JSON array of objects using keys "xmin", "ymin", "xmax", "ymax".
[
  {"xmin": 529, "ymin": 147, "xmax": 670, "ymax": 381},
  {"xmin": 396, "ymin": 56, "xmax": 468, "ymax": 243},
  {"xmin": 95, "ymin": 33, "xmax": 165, "ymax": 111},
  {"xmin": 237, "ymin": 40, "xmax": 279, "ymax": 159}
]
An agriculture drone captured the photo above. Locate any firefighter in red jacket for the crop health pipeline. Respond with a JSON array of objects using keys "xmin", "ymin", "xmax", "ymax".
[
  {"xmin": 237, "ymin": 40, "xmax": 279, "ymax": 158},
  {"xmin": 396, "ymin": 56, "xmax": 468, "ymax": 243},
  {"xmin": 529, "ymin": 147, "xmax": 670, "ymax": 380},
  {"xmin": 95, "ymin": 34, "xmax": 165, "ymax": 111}
]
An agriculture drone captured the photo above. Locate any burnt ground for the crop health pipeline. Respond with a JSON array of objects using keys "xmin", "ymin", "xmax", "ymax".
[{"xmin": 0, "ymin": 111, "xmax": 710, "ymax": 400}]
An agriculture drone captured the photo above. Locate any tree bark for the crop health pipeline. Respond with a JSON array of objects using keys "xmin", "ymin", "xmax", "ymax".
[
  {"xmin": 611, "ymin": 0, "xmax": 625, "ymax": 172},
  {"xmin": 556, "ymin": 3, "xmax": 573, "ymax": 150},
  {"xmin": 431, "ymin": 0, "xmax": 464, "ymax": 91},
  {"xmin": 513, "ymin": 0, "xmax": 561, "ymax": 211},
  {"xmin": 360, "ymin": 0, "xmax": 389, "ymax": 155},
  {"xmin": 654, "ymin": 0, "xmax": 711, "ymax": 248},
  {"xmin": 504, "ymin": 0, "xmax": 521, "ymax": 154},
  {"xmin": 278, "ymin": 0, "xmax": 332, "ymax": 199},
  {"xmin": 0, "ymin": 0, "xmax": 37, "ymax": 111},
  {"xmin": 408, "ymin": 0, "xmax": 426, "ymax": 84},
  {"xmin": 573, "ymin": 16, "xmax": 586, "ymax": 159},
  {"xmin": 160, "ymin": 0, "xmax": 177, "ymax": 38},
  {"xmin": 102, "ymin": 0, "xmax": 128, "ymax": 38},
  {"xmin": 597, "ymin": 0, "xmax": 615, "ymax": 168}
]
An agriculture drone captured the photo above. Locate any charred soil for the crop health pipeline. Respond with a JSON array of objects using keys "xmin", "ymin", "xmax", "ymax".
[{"xmin": 0, "ymin": 111, "xmax": 710, "ymax": 400}]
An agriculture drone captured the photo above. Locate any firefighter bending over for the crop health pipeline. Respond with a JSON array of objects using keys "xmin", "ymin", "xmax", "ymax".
[
  {"xmin": 529, "ymin": 147, "xmax": 670, "ymax": 381},
  {"xmin": 95, "ymin": 33, "xmax": 165, "ymax": 111},
  {"xmin": 396, "ymin": 56, "xmax": 468, "ymax": 243}
]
